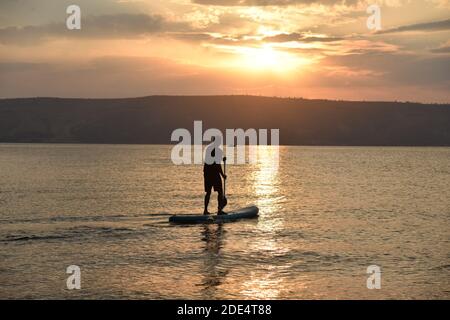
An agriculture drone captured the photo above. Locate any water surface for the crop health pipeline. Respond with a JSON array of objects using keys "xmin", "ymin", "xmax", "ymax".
[{"xmin": 0, "ymin": 144, "xmax": 449, "ymax": 299}]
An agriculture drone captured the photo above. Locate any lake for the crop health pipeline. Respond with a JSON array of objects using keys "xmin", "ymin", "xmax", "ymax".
[{"xmin": 0, "ymin": 144, "xmax": 449, "ymax": 299}]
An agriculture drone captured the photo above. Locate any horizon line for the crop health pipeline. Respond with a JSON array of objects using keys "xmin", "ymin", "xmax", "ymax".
[{"xmin": 1, "ymin": 94, "xmax": 449, "ymax": 106}]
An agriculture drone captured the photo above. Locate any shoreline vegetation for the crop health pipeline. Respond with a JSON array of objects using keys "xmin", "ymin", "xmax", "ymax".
[{"xmin": 0, "ymin": 95, "xmax": 449, "ymax": 146}]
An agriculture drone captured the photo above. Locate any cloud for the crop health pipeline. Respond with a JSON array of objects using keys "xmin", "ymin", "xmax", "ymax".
[
  {"xmin": 431, "ymin": 42, "xmax": 450, "ymax": 53},
  {"xmin": 170, "ymin": 31, "xmax": 345, "ymax": 47},
  {"xmin": 262, "ymin": 32, "xmax": 344, "ymax": 43},
  {"xmin": 0, "ymin": 62, "xmax": 48, "ymax": 72},
  {"xmin": 0, "ymin": 13, "xmax": 191, "ymax": 45},
  {"xmin": 320, "ymin": 51, "xmax": 450, "ymax": 86},
  {"xmin": 191, "ymin": 0, "xmax": 360, "ymax": 6},
  {"xmin": 0, "ymin": 56, "xmax": 263, "ymax": 98},
  {"xmin": 377, "ymin": 18, "xmax": 450, "ymax": 34},
  {"xmin": 2, "ymin": 53, "xmax": 448, "ymax": 102},
  {"xmin": 170, "ymin": 32, "xmax": 217, "ymax": 42}
]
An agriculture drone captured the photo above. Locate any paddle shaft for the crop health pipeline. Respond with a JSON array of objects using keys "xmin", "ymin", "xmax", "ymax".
[
  {"xmin": 223, "ymin": 159, "xmax": 226, "ymax": 196},
  {"xmin": 220, "ymin": 157, "xmax": 228, "ymax": 210}
]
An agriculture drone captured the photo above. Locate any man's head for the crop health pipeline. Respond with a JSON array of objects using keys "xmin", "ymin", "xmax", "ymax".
[{"xmin": 206, "ymin": 137, "xmax": 222, "ymax": 164}]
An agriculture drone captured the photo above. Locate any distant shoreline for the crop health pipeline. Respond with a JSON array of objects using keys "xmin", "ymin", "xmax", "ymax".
[
  {"xmin": 1, "ymin": 142, "xmax": 450, "ymax": 148},
  {"xmin": 1, "ymin": 94, "xmax": 449, "ymax": 105},
  {"xmin": 1, "ymin": 95, "xmax": 449, "ymax": 146}
]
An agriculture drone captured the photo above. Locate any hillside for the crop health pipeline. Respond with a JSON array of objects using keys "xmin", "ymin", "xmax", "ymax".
[{"xmin": 0, "ymin": 96, "xmax": 449, "ymax": 146}]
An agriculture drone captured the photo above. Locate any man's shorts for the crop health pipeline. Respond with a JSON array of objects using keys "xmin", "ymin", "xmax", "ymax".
[{"xmin": 204, "ymin": 175, "xmax": 222, "ymax": 193}]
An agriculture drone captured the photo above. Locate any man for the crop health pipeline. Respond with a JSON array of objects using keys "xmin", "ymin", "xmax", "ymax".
[{"xmin": 204, "ymin": 140, "xmax": 227, "ymax": 215}]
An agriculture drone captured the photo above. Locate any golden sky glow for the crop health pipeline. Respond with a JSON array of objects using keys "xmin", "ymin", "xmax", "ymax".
[{"xmin": 0, "ymin": 0, "xmax": 449, "ymax": 102}]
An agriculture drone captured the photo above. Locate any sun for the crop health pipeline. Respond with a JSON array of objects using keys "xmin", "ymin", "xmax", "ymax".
[
  {"xmin": 247, "ymin": 46, "xmax": 280, "ymax": 69},
  {"xmin": 208, "ymin": 42, "xmax": 312, "ymax": 74},
  {"xmin": 232, "ymin": 45, "xmax": 307, "ymax": 74}
]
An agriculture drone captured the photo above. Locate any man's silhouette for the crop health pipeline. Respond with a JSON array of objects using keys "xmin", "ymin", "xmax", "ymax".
[{"xmin": 204, "ymin": 139, "xmax": 227, "ymax": 215}]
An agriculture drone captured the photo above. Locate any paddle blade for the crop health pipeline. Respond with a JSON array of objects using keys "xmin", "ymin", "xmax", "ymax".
[{"xmin": 220, "ymin": 196, "xmax": 228, "ymax": 209}]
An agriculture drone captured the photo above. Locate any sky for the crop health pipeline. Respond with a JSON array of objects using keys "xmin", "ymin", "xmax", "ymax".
[{"xmin": 0, "ymin": 0, "xmax": 449, "ymax": 102}]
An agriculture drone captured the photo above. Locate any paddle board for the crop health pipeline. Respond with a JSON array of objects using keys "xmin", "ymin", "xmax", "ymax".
[{"xmin": 169, "ymin": 206, "xmax": 259, "ymax": 224}]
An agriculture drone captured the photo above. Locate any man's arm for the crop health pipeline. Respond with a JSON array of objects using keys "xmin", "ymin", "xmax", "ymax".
[{"xmin": 218, "ymin": 164, "xmax": 226, "ymax": 179}]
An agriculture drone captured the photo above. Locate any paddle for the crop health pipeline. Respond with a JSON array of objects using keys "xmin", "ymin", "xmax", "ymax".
[{"xmin": 221, "ymin": 156, "xmax": 228, "ymax": 210}]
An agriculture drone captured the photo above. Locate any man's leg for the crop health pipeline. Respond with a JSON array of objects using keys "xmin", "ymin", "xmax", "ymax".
[
  {"xmin": 217, "ymin": 189, "xmax": 224, "ymax": 213},
  {"xmin": 204, "ymin": 190, "xmax": 211, "ymax": 215}
]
